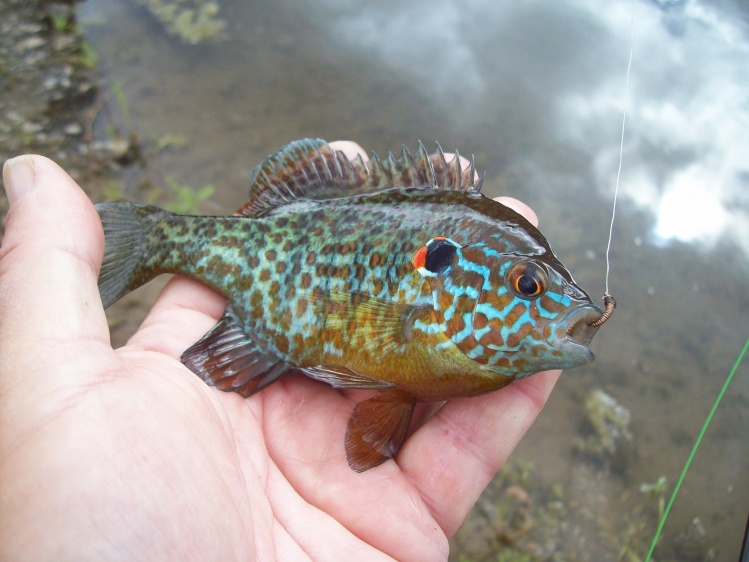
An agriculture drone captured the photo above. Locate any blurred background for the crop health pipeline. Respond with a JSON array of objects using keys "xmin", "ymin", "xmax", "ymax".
[{"xmin": 1, "ymin": 0, "xmax": 747, "ymax": 559}]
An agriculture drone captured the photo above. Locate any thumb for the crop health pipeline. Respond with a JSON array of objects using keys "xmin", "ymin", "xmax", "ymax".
[{"xmin": 0, "ymin": 156, "xmax": 111, "ymax": 382}]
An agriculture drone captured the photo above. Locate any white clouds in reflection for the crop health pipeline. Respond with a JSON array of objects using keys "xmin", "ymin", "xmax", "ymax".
[
  {"xmin": 309, "ymin": 0, "xmax": 748, "ymax": 253},
  {"xmin": 328, "ymin": 0, "xmax": 485, "ymax": 101},
  {"xmin": 561, "ymin": 0, "xmax": 749, "ymax": 253},
  {"xmin": 654, "ymin": 168, "xmax": 730, "ymax": 241}
]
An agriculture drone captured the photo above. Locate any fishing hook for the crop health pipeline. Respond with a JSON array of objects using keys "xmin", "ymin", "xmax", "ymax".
[{"xmin": 588, "ymin": 294, "xmax": 616, "ymax": 327}]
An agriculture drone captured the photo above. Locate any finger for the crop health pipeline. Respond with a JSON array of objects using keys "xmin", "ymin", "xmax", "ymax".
[
  {"xmin": 398, "ymin": 369, "xmax": 561, "ymax": 535},
  {"xmin": 0, "ymin": 156, "xmax": 112, "ymax": 377},
  {"xmin": 260, "ymin": 379, "xmax": 451, "ymax": 561},
  {"xmin": 328, "ymin": 140, "xmax": 367, "ymax": 161},
  {"xmin": 329, "ymin": 141, "xmax": 477, "ymax": 182},
  {"xmin": 496, "ymin": 196, "xmax": 539, "ymax": 227}
]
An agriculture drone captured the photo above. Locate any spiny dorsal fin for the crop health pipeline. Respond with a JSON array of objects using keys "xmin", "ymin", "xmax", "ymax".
[{"xmin": 237, "ymin": 138, "xmax": 485, "ymax": 217}]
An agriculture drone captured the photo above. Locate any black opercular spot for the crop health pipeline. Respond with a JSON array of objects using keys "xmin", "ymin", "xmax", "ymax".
[{"xmin": 425, "ymin": 239, "xmax": 458, "ymax": 274}]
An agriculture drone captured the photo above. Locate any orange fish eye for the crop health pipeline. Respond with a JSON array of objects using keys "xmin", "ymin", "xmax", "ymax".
[{"xmin": 506, "ymin": 260, "xmax": 548, "ymax": 299}]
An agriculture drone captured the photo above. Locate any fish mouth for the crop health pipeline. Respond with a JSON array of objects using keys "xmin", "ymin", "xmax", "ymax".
[{"xmin": 555, "ymin": 304, "xmax": 604, "ymax": 364}]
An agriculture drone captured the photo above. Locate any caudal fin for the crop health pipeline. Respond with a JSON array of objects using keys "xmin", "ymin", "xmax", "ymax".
[{"xmin": 96, "ymin": 202, "xmax": 161, "ymax": 308}]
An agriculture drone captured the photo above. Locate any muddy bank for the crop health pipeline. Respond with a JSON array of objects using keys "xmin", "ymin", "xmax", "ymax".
[
  {"xmin": 0, "ymin": 0, "xmax": 101, "ymax": 218},
  {"xmin": 0, "ymin": 0, "xmax": 168, "ymax": 345}
]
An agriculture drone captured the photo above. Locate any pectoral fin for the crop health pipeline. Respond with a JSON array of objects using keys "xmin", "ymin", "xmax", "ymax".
[
  {"xmin": 345, "ymin": 393, "xmax": 415, "ymax": 472},
  {"xmin": 314, "ymin": 291, "xmax": 425, "ymax": 353},
  {"xmin": 181, "ymin": 306, "xmax": 292, "ymax": 397}
]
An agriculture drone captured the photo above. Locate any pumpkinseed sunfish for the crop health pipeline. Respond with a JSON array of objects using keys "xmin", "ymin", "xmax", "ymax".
[{"xmin": 96, "ymin": 138, "xmax": 606, "ymax": 472}]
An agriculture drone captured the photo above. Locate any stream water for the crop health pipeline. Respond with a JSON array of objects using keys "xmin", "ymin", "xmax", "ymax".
[{"xmin": 78, "ymin": 0, "xmax": 749, "ymax": 559}]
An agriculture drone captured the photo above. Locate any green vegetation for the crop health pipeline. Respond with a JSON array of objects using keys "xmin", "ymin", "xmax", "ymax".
[
  {"xmin": 575, "ymin": 389, "xmax": 632, "ymax": 460},
  {"xmin": 450, "ymin": 459, "xmax": 683, "ymax": 560},
  {"xmin": 99, "ymin": 176, "xmax": 214, "ymax": 215},
  {"xmin": 111, "ymin": 81, "xmax": 130, "ymax": 122},
  {"xmin": 644, "ymin": 336, "xmax": 749, "ymax": 561},
  {"xmin": 49, "ymin": 12, "xmax": 74, "ymax": 33},
  {"xmin": 639, "ymin": 476, "xmax": 668, "ymax": 522},
  {"xmin": 154, "ymin": 133, "xmax": 189, "ymax": 153},
  {"xmin": 78, "ymin": 40, "xmax": 98, "ymax": 69},
  {"xmin": 163, "ymin": 177, "xmax": 215, "ymax": 214},
  {"xmin": 137, "ymin": 0, "xmax": 226, "ymax": 44}
]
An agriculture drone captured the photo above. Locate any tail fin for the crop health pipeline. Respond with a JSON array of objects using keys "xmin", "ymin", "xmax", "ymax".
[{"xmin": 96, "ymin": 202, "xmax": 161, "ymax": 308}]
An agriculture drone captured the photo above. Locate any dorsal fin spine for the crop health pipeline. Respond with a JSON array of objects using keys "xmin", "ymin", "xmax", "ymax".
[
  {"xmin": 331, "ymin": 153, "xmax": 351, "ymax": 177},
  {"xmin": 468, "ymin": 155, "xmax": 476, "ymax": 190},
  {"xmin": 237, "ymin": 138, "xmax": 484, "ymax": 217},
  {"xmin": 319, "ymin": 146, "xmax": 335, "ymax": 182},
  {"xmin": 416, "ymin": 141, "xmax": 436, "ymax": 187},
  {"xmin": 368, "ymin": 152, "xmax": 384, "ymax": 188},
  {"xmin": 448, "ymin": 148, "xmax": 463, "ymax": 189},
  {"xmin": 299, "ymin": 157, "xmax": 314, "ymax": 188},
  {"xmin": 436, "ymin": 142, "xmax": 450, "ymax": 188},
  {"xmin": 435, "ymin": 142, "xmax": 447, "ymax": 169}
]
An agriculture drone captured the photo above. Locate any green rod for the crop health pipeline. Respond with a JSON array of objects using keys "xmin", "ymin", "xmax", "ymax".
[{"xmin": 645, "ymin": 336, "xmax": 749, "ymax": 561}]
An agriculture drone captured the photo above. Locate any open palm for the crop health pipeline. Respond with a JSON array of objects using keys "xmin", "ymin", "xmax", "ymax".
[{"xmin": 0, "ymin": 153, "xmax": 560, "ymax": 561}]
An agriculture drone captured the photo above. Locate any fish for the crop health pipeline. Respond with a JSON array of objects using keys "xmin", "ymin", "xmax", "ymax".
[{"xmin": 96, "ymin": 138, "xmax": 606, "ymax": 472}]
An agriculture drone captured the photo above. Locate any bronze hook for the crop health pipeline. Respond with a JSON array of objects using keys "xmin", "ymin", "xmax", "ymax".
[{"xmin": 588, "ymin": 294, "xmax": 616, "ymax": 327}]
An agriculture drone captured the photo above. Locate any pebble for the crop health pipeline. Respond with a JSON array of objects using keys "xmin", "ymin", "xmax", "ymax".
[
  {"xmin": 64, "ymin": 123, "xmax": 82, "ymax": 136},
  {"xmin": 17, "ymin": 36, "xmax": 46, "ymax": 52},
  {"xmin": 20, "ymin": 121, "xmax": 43, "ymax": 134}
]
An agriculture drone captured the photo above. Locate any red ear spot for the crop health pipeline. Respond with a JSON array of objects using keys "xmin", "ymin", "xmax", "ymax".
[
  {"xmin": 412, "ymin": 245, "xmax": 428, "ymax": 271},
  {"xmin": 414, "ymin": 237, "xmax": 460, "ymax": 277}
]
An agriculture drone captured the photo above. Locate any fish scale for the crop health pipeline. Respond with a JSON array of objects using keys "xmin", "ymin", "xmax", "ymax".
[{"xmin": 96, "ymin": 138, "xmax": 606, "ymax": 471}]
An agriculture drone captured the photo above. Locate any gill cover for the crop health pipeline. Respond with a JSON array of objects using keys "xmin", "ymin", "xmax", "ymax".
[{"xmin": 412, "ymin": 237, "xmax": 562, "ymax": 369}]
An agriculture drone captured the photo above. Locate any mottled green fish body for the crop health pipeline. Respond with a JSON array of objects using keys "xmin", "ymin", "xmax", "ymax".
[{"xmin": 97, "ymin": 139, "xmax": 604, "ymax": 471}]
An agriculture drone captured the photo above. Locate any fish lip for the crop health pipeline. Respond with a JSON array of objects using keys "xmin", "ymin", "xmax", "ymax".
[{"xmin": 555, "ymin": 304, "xmax": 603, "ymax": 363}]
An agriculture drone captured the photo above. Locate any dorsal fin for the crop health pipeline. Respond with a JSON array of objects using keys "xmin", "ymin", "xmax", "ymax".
[{"xmin": 236, "ymin": 138, "xmax": 485, "ymax": 217}]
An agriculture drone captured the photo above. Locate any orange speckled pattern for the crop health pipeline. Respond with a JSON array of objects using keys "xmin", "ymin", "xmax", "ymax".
[{"xmin": 96, "ymin": 138, "xmax": 606, "ymax": 471}]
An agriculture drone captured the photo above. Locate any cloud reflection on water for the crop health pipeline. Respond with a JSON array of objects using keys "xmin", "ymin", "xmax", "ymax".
[
  {"xmin": 564, "ymin": 0, "xmax": 749, "ymax": 254},
  {"xmin": 332, "ymin": 0, "xmax": 486, "ymax": 102},
  {"xmin": 311, "ymin": 0, "xmax": 749, "ymax": 257}
]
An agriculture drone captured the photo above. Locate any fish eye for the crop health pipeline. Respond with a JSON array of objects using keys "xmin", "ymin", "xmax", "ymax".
[{"xmin": 506, "ymin": 260, "xmax": 548, "ymax": 299}]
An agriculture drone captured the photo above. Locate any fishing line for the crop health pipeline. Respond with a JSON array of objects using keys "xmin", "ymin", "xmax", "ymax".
[
  {"xmin": 588, "ymin": 1, "xmax": 633, "ymax": 327},
  {"xmin": 644, "ymin": 336, "xmax": 749, "ymax": 561},
  {"xmin": 605, "ymin": 3, "xmax": 633, "ymax": 297}
]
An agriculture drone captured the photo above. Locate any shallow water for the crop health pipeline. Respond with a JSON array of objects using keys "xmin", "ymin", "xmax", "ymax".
[{"xmin": 79, "ymin": 0, "xmax": 749, "ymax": 559}]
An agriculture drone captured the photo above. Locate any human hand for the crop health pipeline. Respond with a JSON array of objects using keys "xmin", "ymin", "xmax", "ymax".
[{"xmin": 0, "ymin": 145, "xmax": 559, "ymax": 561}]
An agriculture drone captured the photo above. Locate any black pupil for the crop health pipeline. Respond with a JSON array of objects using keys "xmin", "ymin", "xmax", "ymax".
[
  {"xmin": 517, "ymin": 274, "xmax": 539, "ymax": 295},
  {"xmin": 425, "ymin": 240, "xmax": 457, "ymax": 274}
]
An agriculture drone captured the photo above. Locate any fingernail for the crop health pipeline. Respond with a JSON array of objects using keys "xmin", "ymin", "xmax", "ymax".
[{"xmin": 3, "ymin": 155, "xmax": 37, "ymax": 205}]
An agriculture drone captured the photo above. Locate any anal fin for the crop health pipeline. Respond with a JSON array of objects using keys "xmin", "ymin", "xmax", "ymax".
[
  {"xmin": 345, "ymin": 393, "xmax": 415, "ymax": 472},
  {"xmin": 181, "ymin": 307, "xmax": 292, "ymax": 397}
]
